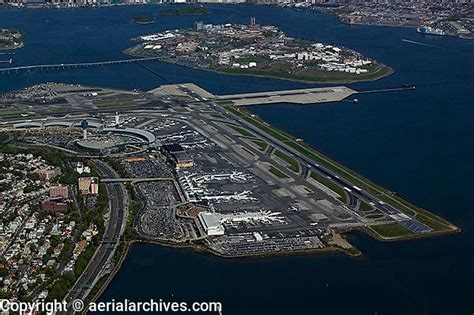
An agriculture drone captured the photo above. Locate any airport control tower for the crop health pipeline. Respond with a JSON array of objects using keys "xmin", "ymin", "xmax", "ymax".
[
  {"xmin": 115, "ymin": 112, "xmax": 120, "ymax": 127},
  {"xmin": 81, "ymin": 119, "xmax": 89, "ymax": 140}
]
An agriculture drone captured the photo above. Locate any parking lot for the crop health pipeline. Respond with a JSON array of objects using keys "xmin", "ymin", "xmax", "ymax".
[{"xmin": 137, "ymin": 181, "xmax": 182, "ymax": 239}]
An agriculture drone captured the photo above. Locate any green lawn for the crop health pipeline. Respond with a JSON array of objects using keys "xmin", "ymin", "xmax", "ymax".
[
  {"xmin": 370, "ymin": 223, "xmax": 414, "ymax": 238},
  {"xmin": 366, "ymin": 213, "xmax": 385, "ymax": 219},
  {"xmin": 359, "ymin": 201, "xmax": 374, "ymax": 212},
  {"xmin": 230, "ymin": 125, "xmax": 254, "ymax": 138},
  {"xmin": 310, "ymin": 171, "xmax": 347, "ymax": 204},
  {"xmin": 0, "ymin": 109, "xmax": 26, "ymax": 118},
  {"xmin": 95, "ymin": 102, "xmax": 139, "ymax": 109},
  {"xmin": 274, "ymin": 150, "xmax": 299, "ymax": 173},
  {"xmin": 269, "ymin": 166, "xmax": 289, "ymax": 179},
  {"xmin": 216, "ymin": 100, "xmax": 234, "ymax": 106},
  {"xmin": 251, "ymin": 140, "xmax": 268, "ymax": 152},
  {"xmin": 210, "ymin": 113, "xmax": 224, "ymax": 119},
  {"xmin": 416, "ymin": 214, "xmax": 449, "ymax": 232}
]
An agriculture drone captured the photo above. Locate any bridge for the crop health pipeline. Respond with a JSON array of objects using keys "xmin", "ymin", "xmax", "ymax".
[{"xmin": 0, "ymin": 57, "xmax": 161, "ymax": 75}]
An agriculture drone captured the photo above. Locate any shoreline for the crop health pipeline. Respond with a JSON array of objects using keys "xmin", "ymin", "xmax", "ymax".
[
  {"xmin": 123, "ymin": 49, "xmax": 394, "ymax": 85},
  {"xmin": 87, "ymin": 234, "xmax": 361, "ymax": 307},
  {"xmin": 344, "ymin": 21, "xmax": 474, "ymax": 40},
  {"xmin": 2, "ymin": 2, "xmax": 473, "ymax": 41},
  {"xmin": 0, "ymin": 30, "xmax": 24, "ymax": 51},
  {"xmin": 0, "ymin": 43, "xmax": 23, "ymax": 51},
  {"xmin": 209, "ymin": 64, "xmax": 394, "ymax": 85},
  {"xmin": 87, "ymin": 218, "xmax": 461, "ymax": 307},
  {"xmin": 132, "ymin": 233, "xmax": 362, "ymax": 259},
  {"xmin": 362, "ymin": 224, "xmax": 461, "ymax": 243},
  {"xmin": 309, "ymin": 7, "xmax": 474, "ymax": 41}
]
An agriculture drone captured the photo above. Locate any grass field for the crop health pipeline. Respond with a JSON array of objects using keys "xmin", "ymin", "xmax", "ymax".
[
  {"xmin": 415, "ymin": 214, "xmax": 450, "ymax": 232},
  {"xmin": 359, "ymin": 201, "xmax": 374, "ymax": 212},
  {"xmin": 370, "ymin": 223, "xmax": 414, "ymax": 238},
  {"xmin": 230, "ymin": 125, "xmax": 254, "ymax": 138},
  {"xmin": 274, "ymin": 150, "xmax": 299, "ymax": 173},
  {"xmin": 310, "ymin": 171, "xmax": 347, "ymax": 204},
  {"xmin": 251, "ymin": 140, "xmax": 268, "ymax": 152},
  {"xmin": 269, "ymin": 166, "xmax": 289, "ymax": 179},
  {"xmin": 210, "ymin": 113, "xmax": 224, "ymax": 119}
]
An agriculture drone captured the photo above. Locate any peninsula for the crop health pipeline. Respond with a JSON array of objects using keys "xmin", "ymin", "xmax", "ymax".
[
  {"xmin": 0, "ymin": 82, "xmax": 459, "ymax": 304},
  {"xmin": 124, "ymin": 21, "xmax": 393, "ymax": 84}
]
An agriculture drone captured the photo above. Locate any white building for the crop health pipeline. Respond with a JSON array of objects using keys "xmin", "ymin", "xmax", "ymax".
[
  {"xmin": 198, "ymin": 211, "xmax": 285, "ymax": 236},
  {"xmin": 198, "ymin": 212, "xmax": 225, "ymax": 236}
]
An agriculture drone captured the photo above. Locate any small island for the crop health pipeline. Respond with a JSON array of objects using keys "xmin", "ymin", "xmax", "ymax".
[
  {"xmin": 124, "ymin": 21, "xmax": 392, "ymax": 84},
  {"xmin": 0, "ymin": 28, "xmax": 24, "ymax": 50},
  {"xmin": 157, "ymin": 5, "xmax": 210, "ymax": 16},
  {"xmin": 132, "ymin": 16, "xmax": 156, "ymax": 25}
]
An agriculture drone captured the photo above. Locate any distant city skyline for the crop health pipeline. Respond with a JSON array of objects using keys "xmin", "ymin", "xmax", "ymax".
[{"xmin": 1, "ymin": 0, "xmax": 472, "ymax": 7}]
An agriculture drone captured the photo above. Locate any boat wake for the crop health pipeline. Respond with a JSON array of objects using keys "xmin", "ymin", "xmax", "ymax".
[
  {"xmin": 402, "ymin": 39, "xmax": 441, "ymax": 48},
  {"xmin": 402, "ymin": 39, "xmax": 474, "ymax": 55}
]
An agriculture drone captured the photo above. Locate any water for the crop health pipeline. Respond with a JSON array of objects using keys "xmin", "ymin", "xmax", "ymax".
[{"xmin": 1, "ymin": 4, "xmax": 473, "ymax": 314}]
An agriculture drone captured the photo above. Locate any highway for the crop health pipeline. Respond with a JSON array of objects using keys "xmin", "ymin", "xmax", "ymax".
[
  {"xmin": 65, "ymin": 160, "xmax": 127, "ymax": 313},
  {"xmin": 217, "ymin": 105, "xmax": 432, "ymax": 233}
]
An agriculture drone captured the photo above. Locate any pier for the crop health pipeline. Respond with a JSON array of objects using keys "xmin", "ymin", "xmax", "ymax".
[{"xmin": 357, "ymin": 85, "xmax": 416, "ymax": 94}]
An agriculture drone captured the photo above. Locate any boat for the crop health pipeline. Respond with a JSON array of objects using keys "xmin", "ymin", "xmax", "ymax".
[{"xmin": 416, "ymin": 26, "xmax": 445, "ymax": 36}]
